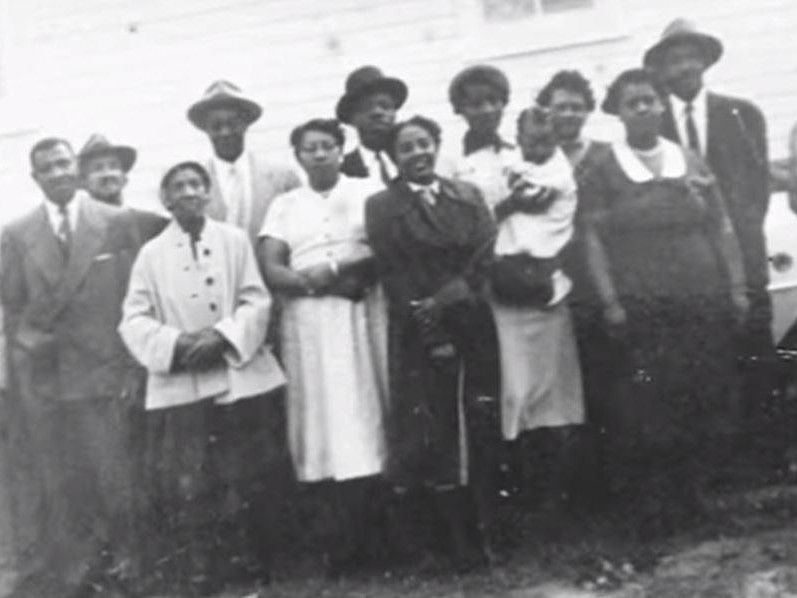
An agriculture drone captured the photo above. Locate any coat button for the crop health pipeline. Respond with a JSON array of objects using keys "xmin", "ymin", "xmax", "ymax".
[
  {"xmin": 204, "ymin": 248, "xmax": 211, "ymax": 256},
  {"xmin": 206, "ymin": 277, "xmax": 214, "ymax": 286},
  {"xmin": 209, "ymin": 303, "xmax": 217, "ymax": 312}
]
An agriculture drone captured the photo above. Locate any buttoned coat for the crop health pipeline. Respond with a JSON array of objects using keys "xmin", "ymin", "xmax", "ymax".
[{"xmin": 119, "ymin": 218, "xmax": 285, "ymax": 411}]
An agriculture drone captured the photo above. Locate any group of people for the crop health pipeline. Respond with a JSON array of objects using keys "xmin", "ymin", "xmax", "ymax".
[{"xmin": 0, "ymin": 16, "xmax": 778, "ymax": 598}]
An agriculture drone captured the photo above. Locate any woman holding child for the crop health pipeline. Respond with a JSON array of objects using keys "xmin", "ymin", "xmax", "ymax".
[{"xmin": 451, "ymin": 65, "xmax": 585, "ymax": 509}]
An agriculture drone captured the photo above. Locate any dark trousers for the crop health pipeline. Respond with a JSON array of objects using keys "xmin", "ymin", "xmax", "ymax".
[
  {"xmin": 143, "ymin": 392, "xmax": 291, "ymax": 590},
  {"xmin": 11, "ymin": 396, "xmax": 134, "ymax": 594}
]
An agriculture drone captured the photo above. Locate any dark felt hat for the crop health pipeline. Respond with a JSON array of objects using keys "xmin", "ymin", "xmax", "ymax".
[
  {"xmin": 78, "ymin": 134, "xmax": 137, "ymax": 173},
  {"xmin": 644, "ymin": 18, "xmax": 723, "ymax": 69},
  {"xmin": 187, "ymin": 80, "xmax": 263, "ymax": 131},
  {"xmin": 448, "ymin": 65, "xmax": 510, "ymax": 112},
  {"xmin": 335, "ymin": 66, "xmax": 408, "ymax": 124}
]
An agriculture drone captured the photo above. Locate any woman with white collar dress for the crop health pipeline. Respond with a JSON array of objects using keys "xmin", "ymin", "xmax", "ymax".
[{"xmin": 579, "ymin": 68, "xmax": 748, "ymax": 536}]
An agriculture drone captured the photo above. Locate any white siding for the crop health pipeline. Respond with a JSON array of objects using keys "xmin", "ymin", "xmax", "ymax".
[{"xmin": 0, "ymin": 0, "xmax": 795, "ymax": 221}]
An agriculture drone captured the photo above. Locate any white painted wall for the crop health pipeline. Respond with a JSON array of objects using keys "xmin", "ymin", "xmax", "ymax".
[{"xmin": 0, "ymin": 0, "xmax": 794, "ymax": 224}]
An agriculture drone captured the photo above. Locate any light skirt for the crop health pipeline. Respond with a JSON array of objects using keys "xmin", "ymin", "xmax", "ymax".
[
  {"xmin": 491, "ymin": 300, "xmax": 585, "ymax": 441},
  {"xmin": 282, "ymin": 288, "xmax": 388, "ymax": 482}
]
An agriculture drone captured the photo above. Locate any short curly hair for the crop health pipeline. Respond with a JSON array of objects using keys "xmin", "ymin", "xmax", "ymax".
[
  {"xmin": 601, "ymin": 68, "xmax": 665, "ymax": 116},
  {"xmin": 385, "ymin": 115, "xmax": 443, "ymax": 162},
  {"xmin": 536, "ymin": 70, "xmax": 596, "ymax": 113},
  {"xmin": 289, "ymin": 118, "xmax": 345, "ymax": 150}
]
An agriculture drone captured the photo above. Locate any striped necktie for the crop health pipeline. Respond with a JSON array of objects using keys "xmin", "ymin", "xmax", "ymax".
[
  {"xmin": 684, "ymin": 103, "xmax": 701, "ymax": 154},
  {"xmin": 57, "ymin": 203, "xmax": 72, "ymax": 260}
]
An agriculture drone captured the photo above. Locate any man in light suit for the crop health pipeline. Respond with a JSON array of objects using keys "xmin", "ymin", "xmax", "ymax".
[
  {"xmin": 188, "ymin": 80, "xmax": 300, "ymax": 243},
  {"xmin": 1, "ymin": 138, "xmax": 141, "ymax": 597}
]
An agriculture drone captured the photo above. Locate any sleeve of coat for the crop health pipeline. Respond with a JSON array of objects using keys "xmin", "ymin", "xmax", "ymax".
[
  {"xmin": 213, "ymin": 233, "xmax": 271, "ymax": 368},
  {"xmin": 118, "ymin": 249, "xmax": 183, "ymax": 374}
]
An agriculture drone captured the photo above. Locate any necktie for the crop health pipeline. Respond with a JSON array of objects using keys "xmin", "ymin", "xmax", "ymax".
[
  {"xmin": 684, "ymin": 103, "xmax": 701, "ymax": 154},
  {"xmin": 417, "ymin": 187, "xmax": 437, "ymax": 206},
  {"xmin": 376, "ymin": 152, "xmax": 393, "ymax": 186},
  {"xmin": 57, "ymin": 204, "xmax": 72, "ymax": 260},
  {"xmin": 225, "ymin": 165, "xmax": 246, "ymax": 229}
]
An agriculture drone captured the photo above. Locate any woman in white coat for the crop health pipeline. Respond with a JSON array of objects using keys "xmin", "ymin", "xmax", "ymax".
[{"xmin": 119, "ymin": 161, "xmax": 286, "ymax": 595}]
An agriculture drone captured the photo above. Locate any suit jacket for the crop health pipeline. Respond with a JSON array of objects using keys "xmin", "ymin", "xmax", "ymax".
[
  {"xmin": 130, "ymin": 207, "xmax": 169, "ymax": 244},
  {"xmin": 1, "ymin": 194, "xmax": 139, "ymax": 402},
  {"xmin": 661, "ymin": 91, "xmax": 770, "ymax": 292},
  {"xmin": 341, "ymin": 149, "xmax": 369, "ymax": 179},
  {"xmin": 206, "ymin": 152, "xmax": 301, "ymax": 244}
]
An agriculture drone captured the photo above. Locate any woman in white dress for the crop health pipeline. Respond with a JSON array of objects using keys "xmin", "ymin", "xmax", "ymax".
[{"xmin": 258, "ymin": 118, "xmax": 388, "ymax": 574}]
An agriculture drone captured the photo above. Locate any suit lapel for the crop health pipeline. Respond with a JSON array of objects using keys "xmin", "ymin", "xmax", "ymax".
[
  {"xmin": 660, "ymin": 98, "xmax": 681, "ymax": 145},
  {"xmin": 25, "ymin": 206, "xmax": 66, "ymax": 288},
  {"xmin": 205, "ymin": 161, "xmax": 228, "ymax": 223},
  {"xmin": 705, "ymin": 92, "xmax": 728, "ymax": 169},
  {"xmin": 54, "ymin": 198, "xmax": 107, "ymax": 306},
  {"xmin": 340, "ymin": 150, "xmax": 369, "ymax": 178},
  {"xmin": 248, "ymin": 153, "xmax": 271, "ymax": 239}
]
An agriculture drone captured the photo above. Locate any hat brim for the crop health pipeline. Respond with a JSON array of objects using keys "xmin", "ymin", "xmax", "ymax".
[
  {"xmin": 644, "ymin": 32, "xmax": 723, "ymax": 69},
  {"xmin": 335, "ymin": 77, "xmax": 408, "ymax": 124},
  {"xmin": 188, "ymin": 96, "xmax": 263, "ymax": 131},
  {"xmin": 79, "ymin": 145, "xmax": 137, "ymax": 173}
]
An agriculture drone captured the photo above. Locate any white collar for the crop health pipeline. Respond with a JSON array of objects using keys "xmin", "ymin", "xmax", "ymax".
[
  {"xmin": 669, "ymin": 86, "xmax": 707, "ymax": 115},
  {"xmin": 611, "ymin": 137, "xmax": 687, "ymax": 182},
  {"xmin": 407, "ymin": 179, "xmax": 441, "ymax": 195},
  {"xmin": 43, "ymin": 190, "xmax": 84, "ymax": 232},
  {"xmin": 212, "ymin": 151, "xmax": 251, "ymax": 177}
]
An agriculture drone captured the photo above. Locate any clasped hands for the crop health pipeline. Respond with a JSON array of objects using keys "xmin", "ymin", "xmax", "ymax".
[
  {"xmin": 174, "ymin": 327, "xmax": 230, "ymax": 371},
  {"xmin": 299, "ymin": 262, "xmax": 370, "ymax": 301}
]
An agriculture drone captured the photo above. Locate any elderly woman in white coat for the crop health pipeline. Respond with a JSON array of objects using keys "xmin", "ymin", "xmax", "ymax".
[
  {"xmin": 459, "ymin": 107, "xmax": 585, "ymax": 509},
  {"xmin": 119, "ymin": 161, "xmax": 285, "ymax": 596}
]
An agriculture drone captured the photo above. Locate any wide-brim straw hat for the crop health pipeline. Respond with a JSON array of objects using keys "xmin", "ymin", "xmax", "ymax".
[
  {"xmin": 644, "ymin": 18, "xmax": 723, "ymax": 69},
  {"xmin": 187, "ymin": 80, "xmax": 263, "ymax": 131}
]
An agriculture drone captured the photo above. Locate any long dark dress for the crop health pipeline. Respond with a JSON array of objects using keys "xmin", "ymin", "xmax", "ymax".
[
  {"xmin": 579, "ymin": 142, "xmax": 741, "ymax": 514},
  {"xmin": 365, "ymin": 177, "xmax": 499, "ymax": 490}
]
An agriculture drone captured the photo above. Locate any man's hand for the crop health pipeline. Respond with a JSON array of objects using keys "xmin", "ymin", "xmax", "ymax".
[
  {"xmin": 119, "ymin": 368, "xmax": 146, "ymax": 408},
  {"xmin": 731, "ymin": 288, "xmax": 751, "ymax": 328}
]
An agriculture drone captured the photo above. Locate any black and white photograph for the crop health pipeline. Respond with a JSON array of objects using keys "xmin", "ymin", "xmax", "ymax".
[{"xmin": 0, "ymin": 1, "xmax": 796, "ymax": 596}]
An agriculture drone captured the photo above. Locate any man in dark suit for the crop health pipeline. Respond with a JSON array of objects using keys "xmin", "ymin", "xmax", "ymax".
[
  {"xmin": 336, "ymin": 66, "xmax": 408, "ymax": 187},
  {"xmin": 646, "ymin": 20, "xmax": 773, "ymax": 455},
  {"xmin": 78, "ymin": 134, "xmax": 168, "ymax": 243},
  {"xmin": 646, "ymin": 19, "xmax": 772, "ymax": 360},
  {"xmin": 2, "ymin": 138, "xmax": 141, "ymax": 597}
]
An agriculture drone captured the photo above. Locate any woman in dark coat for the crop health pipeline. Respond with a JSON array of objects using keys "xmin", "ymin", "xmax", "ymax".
[
  {"xmin": 579, "ymin": 69, "xmax": 748, "ymax": 535},
  {"xmin": 364, "ymin": 115, "xmax": 499, "ymax": 568}
]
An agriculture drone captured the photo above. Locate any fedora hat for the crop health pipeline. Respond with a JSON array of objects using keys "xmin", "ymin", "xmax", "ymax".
[
  {"xmin": 644, "ymin": 18, "xmax": 723, "ymax": 68},
  {"xmin": 78, "ymin": 134, "xmax": 137, "ymax": 173},
  {"xmin": 187, "ymin": 80, "xmax": 263, "ymax": 131},
  {"xmin": 335, "ymin": 66, "xmax": 408, "ymax": 124}
]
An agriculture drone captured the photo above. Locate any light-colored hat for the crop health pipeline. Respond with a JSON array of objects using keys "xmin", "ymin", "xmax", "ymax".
[
  {"xmin": 78, "ymin": 134, "xmax": 137, "ymax": 172},
  {"xmin": 187, "ymin": 80, "xmax": 263, "ymax": 131},
  {"xmin": 644, "ymin": 18, "xmax": 723, "ymax": 69}
]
